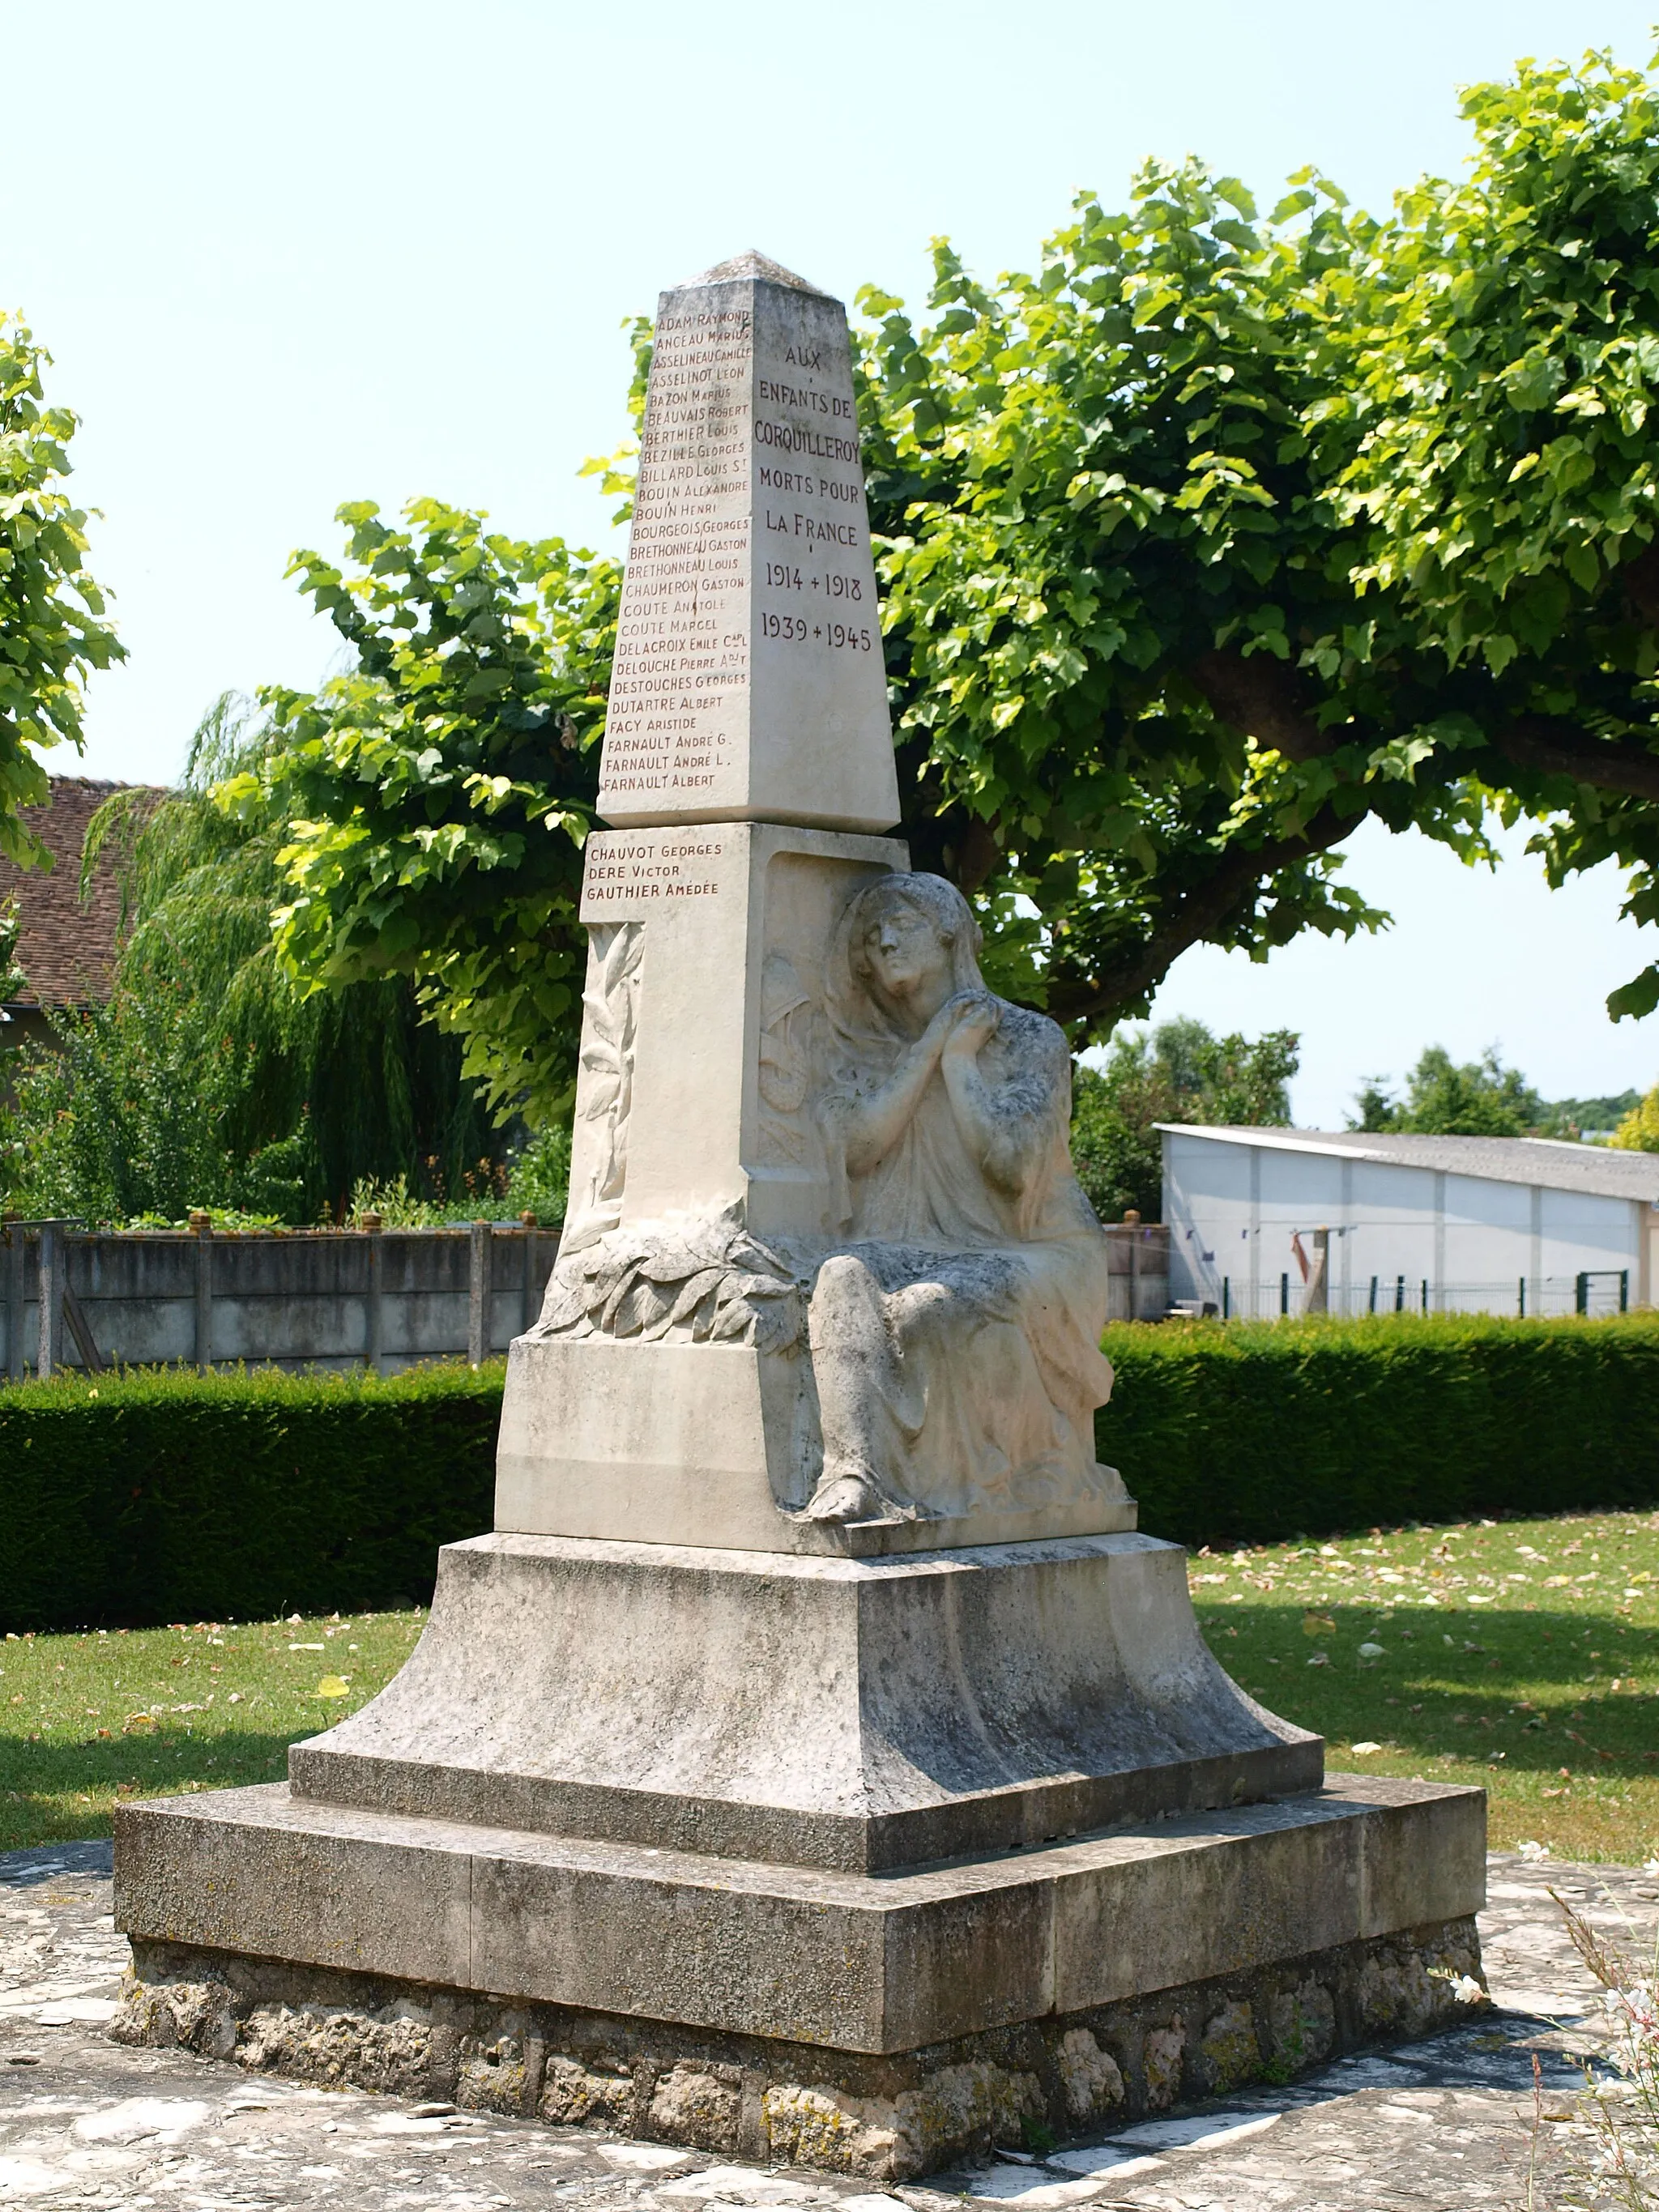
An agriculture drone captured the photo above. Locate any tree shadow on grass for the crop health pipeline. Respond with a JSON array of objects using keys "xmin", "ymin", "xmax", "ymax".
[
  {"xmin": 0, "ymin": 1728, "xmax": 305, "ymax": 1846},
  {"xmin": 1196, "ymin": 1604, "xmax": 1659, "ymax": 1783}
]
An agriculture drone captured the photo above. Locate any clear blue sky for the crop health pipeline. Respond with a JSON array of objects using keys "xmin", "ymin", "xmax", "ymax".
[{"xmin": 6, "ymin": 0, "xmax": 1659, "ymax": 1124}]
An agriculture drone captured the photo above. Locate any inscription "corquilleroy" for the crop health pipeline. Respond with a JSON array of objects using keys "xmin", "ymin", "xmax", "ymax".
[{"xmin": 753, "ymin": 421, "xmax": 859, "ymax": 463}]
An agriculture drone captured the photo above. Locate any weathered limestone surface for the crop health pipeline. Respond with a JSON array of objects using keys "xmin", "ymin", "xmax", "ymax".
[
  {"xmin": 111, "ymin": 1779, "xmax": 1485, "ymax": 2178},
  {"xmin": 1, "ymin": 1841, "xmax": 1640, "ymax": 2210},
  {"xmin": 286, "ymin": 1533, "xmax": 1321, "ymax": 1870},
  {"xmin": 599, "ymin": 253, "xmax": 898, "ymax": 833}
]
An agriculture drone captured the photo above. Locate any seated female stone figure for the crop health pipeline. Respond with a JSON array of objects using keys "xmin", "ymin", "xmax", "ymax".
[{"xmin": 800, "ymin": 872, "xmax": 1120, "ymax": 1526}]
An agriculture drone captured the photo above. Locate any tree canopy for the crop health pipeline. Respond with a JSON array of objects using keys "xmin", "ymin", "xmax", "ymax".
[
  {"xmin": 230, "ymin": 45, "xmax": 1659, "ymax": 1125},
  {"xmin": 1, "ymin": 697, "xmax": 511, "ymax": 1225},
  {"xmin": 0, "ymin": 316, "xmax": 123, "ymax": 866},
  {"xmin": 1351, "ymin": 1046, "xmax": 1547, "ymax": 1138}
]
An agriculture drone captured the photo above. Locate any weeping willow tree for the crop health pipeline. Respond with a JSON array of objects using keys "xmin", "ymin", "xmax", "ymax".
[{"xmin": 1, "ymin": 696, "xmax": 505, "ymax": 1225}]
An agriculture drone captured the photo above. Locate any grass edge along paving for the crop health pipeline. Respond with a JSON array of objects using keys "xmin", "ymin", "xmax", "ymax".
[{"xmin": 1, "ymin": 1508, "xmax": 1656, "ymax": 1865}]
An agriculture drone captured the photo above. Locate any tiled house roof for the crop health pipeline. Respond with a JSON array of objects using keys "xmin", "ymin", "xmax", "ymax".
[{"xmin": 0, "ymin": 777, "xmax": 161, "ymax": 1011}]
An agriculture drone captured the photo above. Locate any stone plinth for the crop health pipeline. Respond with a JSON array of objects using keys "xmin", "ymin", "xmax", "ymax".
[
  {"xmin": 113, "ymin": 1775, "xmax": 1486, "ymax": 2177},
  {"xmin": 285, "ymin": 1533, "xmax": 1321, "ymax": 1871},
  {"xmin": 494, "ymin": 1338, "xmax": 1138, "ymax": 1554}
]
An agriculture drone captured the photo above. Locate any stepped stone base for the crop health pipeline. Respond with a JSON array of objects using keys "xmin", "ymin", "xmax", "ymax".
[
  {"xmin": 113, "ymin": 1775, "xmax": 1486, "ymax": 2178},
  {"xmin": 284, "ymin": 1532, "xmax": 1321, "ymax": 1873}
]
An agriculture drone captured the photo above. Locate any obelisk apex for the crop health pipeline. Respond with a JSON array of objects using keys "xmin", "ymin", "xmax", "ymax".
[{"xmin": 597, "ymin": 254, "xmax": 901, "ymax": 834}]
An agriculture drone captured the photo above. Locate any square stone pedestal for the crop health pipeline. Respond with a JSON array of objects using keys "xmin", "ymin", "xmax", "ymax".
[{"xmin": 110, "ymin": 1535, "xmax": 1485, "ymax": 2180}]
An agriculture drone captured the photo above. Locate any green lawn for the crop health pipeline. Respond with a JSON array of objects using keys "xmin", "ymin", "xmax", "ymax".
[
  {"xmin": 1189, "ymin": 1506, "xmax": 1659, "ymax": 1865},
  {"xmin": 2, "ymin": 1506, "xmax": 1657, "ymax": 1865},
  {"xmin": 0, "ymin": 1607, "xmax": 424, "ymax": 1849}
]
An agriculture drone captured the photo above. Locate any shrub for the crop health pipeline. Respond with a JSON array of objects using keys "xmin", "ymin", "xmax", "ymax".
[
  {"xmin": 1098, "ymin": 1313, "xmax": 1659, "ymax": 1547},
  {"xmin": 4, "ymin": 1316, "xmax": 1657, "ymax": 1633},
  {"xmin": 0, "ymin": 1362, "xmax": 503, "ymax": 1633}
]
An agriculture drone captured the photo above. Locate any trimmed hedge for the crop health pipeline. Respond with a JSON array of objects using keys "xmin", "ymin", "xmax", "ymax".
[
  {"xmin": 0, "ymin": 1362, "xmax": 503, "ymax": 1633},
  {"xmin": 1098, "ymin": 1313, "xmax": 1659, "ymax": 1548},
  {"xmin": 3, "ymin": 1317, "xmax": 1657, "ymax": 1630}
]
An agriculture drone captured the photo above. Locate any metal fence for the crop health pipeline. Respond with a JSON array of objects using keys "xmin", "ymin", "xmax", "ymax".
[{"xmin": 1204, "ymin": 1270, "xmax": 1633, "ymax": 1322}]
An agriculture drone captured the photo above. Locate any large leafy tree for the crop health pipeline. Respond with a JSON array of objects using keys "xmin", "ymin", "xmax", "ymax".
[
  {"xmin": 2, "ymin": 697, "xmax": 504, "ymax": 1224},
  {"xmin": 0, "ymin": 316, "xmax": 123, "ymax": 864},
  {"xmin": 225, "ymin": 502, "xmax": 621, "ymax": 1126},
  {"xmin": 240, "ymin": 45, "xmax": 1659, "ymax": 1123}
]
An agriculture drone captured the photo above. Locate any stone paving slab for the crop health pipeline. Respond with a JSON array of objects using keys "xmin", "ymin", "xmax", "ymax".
[{"xmin": 0, "ymin": 1839, "xmax": 1652, "ymax": 2209}]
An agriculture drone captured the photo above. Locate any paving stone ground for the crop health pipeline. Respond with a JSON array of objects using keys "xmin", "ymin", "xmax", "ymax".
[{"xmin": 0, "ymin": 1841, "xmax": 1652, "ymax": 2210}]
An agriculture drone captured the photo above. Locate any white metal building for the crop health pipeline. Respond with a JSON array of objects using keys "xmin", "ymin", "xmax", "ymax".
[{"xmin": 1160, "ymin": 1126, "xmax": 1659, "ymax": 1319}]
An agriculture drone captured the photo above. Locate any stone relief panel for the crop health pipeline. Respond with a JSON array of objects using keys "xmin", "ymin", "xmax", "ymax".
[
  {"xmin": 533, "ymin": 867, "xmax": 1126, "ymax": 1536},
  {"xmin": 750, "ymin": 852, "xmax": 890, "ymax": 1204},
  {"xmin": 794, "ymin": 869, "xmax": 1123, "ymax": 1527},
  {"xmin": 561, "ymin": 920, "xmax": 645, "ymax": 1251}
]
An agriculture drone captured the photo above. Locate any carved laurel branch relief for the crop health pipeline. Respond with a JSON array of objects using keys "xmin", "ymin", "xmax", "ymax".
[
  {"xmin": 569, "ymin": 920, "xmax": 644, "ymax": 1236},
  {"xmin": 535, "ymin": 1213, "xmax": 807, "ymax": 1355}
]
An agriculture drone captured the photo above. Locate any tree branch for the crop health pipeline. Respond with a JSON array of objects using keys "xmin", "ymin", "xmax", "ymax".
[
  {"xmin": 1191, "ymin": 650, "xmax": 1338, "ymax": 761},
  {"xmin": 1045, "ymin": 804, "xmax": 1357, "ymax": 1029},
  {"xmin": 1488, "ymin": 719, "xmax": 1659, "ymax": 804}
]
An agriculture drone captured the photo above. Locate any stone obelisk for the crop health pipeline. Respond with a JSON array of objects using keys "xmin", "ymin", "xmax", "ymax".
[{"xmin": 113, "ymin": 254, "xmax": 1486, "ymax": 2180}]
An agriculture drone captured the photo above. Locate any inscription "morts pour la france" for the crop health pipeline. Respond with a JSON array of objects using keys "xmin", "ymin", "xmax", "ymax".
[{"xmin": 595, "ymin": 253, "xmax": 898, "ymax": 833}]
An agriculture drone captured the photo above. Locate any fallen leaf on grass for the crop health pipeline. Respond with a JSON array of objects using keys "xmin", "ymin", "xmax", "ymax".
[{"xmin": 314, "ymin": 1677, "xmax": 351, "ymax": 1700}]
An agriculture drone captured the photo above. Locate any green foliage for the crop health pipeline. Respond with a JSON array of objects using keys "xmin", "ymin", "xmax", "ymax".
[
  {"xmin": 0, "ymin": 1362, "xmax": 503, "ymax": 1632},
  {"xmin": 504, "ymin": 1121, "xmax": 571, "ymax": 1225},
  {"xmin": 245, "ymin": 46, "xmax": 1659, "ymax": 1107},
  {"xmin": 3, "ymin": 1316, "xmax": 1653, "ymax": 1631},
  {"xmin": 0, "ymin": 317, "xmax": 124, "ymax": 866},
  {"xmin": 1099, "ymin": 1312, "xmax": 1659, "ymax": 1548},
  {"xmin": 1071, "ymin": 1016, "xmax": 1297, "ymax": 1219},
  {"xmin": 1354, "ymin": 1044, "xmax": 1547, "ymax": 1136},
  {"xmin": 1545, "ymin": 1085, "xmax": 1642, "ymax": 1137},
  {"xmin": 2, "ymin": 697, "xmax": 502, "ymax": 1224},
  {"xmin": 231, "ymin": 502, "xmax": 622, "ymax": 1128},
  {"xmin": 1610, "ymin": 1082, "xmax": 1659, "ymax": 1152},
  {"xmin": 0, "ymin": 897, "xmax": 23, "ymax": 1004},
  {"xmin": 859, "ymin": 45, "xmax": 1659, "ymax": 1030},
  {"xmin": 1334, "ymin": 53, "xmax": 1659, "ymax": 1023},
  {"xmin": 343, "ymin": 1123, "xmax": 569, "ymax": 1227}
]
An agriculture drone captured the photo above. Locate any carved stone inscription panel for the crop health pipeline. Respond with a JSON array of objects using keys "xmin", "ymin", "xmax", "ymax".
[
  {"xmin": 578, "ymin": 827, "xmax": 730, "ymax": 923},
  {"xmin": 598, "ymin": 260, "xmax": 898, "ymax": 834},
  {"xmin": 601, "ymin": 292, "xmax": 752, "ymax": 820}
]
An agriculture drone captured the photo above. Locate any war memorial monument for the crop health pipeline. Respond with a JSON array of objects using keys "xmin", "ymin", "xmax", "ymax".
[{"xmin": 112, "ymin": 253, "xmax": 1487, "ymax": 2180}]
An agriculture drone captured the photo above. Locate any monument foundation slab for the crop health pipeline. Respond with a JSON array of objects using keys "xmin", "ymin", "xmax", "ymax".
[{"xmin": 113, "ymin": 1775, "xmax": 1486, "ymax": 2178}]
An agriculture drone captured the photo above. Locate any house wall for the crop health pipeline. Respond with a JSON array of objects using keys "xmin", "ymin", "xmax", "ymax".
[{"xmin": 1163, "ymin": 1132, "xmax": 1644, "ymax": 1318}]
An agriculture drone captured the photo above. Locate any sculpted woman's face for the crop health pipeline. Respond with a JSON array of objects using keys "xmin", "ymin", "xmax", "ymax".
[{"xmin": 860, "ymin": 897, "xmax": 953, "ymax": 1023}]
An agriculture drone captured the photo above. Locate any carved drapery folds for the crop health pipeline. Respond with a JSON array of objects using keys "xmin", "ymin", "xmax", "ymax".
[
  {"xmin": 534, "ymin": 1211, "xmax": 806, "ymax": 1355},
  {"xmin": 535, "ymin": 872, "xmax": 1120, "ymax": 1530}
]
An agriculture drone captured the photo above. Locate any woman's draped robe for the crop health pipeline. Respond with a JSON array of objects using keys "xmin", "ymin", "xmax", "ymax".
[{"xmin": 808, "ymin": 999, "xmax": 1119, "ymax": 1522}]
